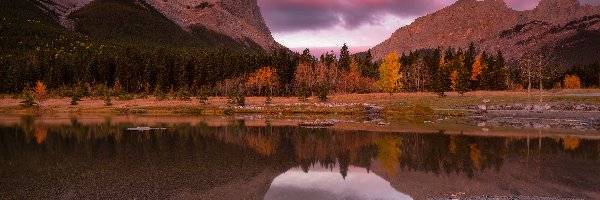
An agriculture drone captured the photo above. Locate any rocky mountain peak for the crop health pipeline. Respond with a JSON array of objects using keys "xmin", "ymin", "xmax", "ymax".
[
  {"xmin": 33, "ymin": 0, "xmax": 283, "ymax": 51},
  {"xmin": 371, "ymin": 0, "xmax": 600, "ymax": 65},
  {"xmin": 537, "ymin": 0, "xmax": 581, "ymax": 9}
]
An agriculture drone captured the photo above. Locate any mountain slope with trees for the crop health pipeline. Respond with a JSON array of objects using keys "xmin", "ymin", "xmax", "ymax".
[{"xmin": 370, "ymin": 0, "xmax": 600, "ymax": 67}]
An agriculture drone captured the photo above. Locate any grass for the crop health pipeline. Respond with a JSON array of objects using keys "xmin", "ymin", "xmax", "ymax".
[{"xmin": 0, "ymin": 89, "xmax": 599, "ymax": 115}]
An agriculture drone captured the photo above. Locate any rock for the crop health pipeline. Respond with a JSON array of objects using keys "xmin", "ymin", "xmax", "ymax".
[{"xmin": 477, "ymin": 105, "xmax": 487, "ymax": 113}]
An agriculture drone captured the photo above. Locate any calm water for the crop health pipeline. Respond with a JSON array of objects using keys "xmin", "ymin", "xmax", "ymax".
[{"xmin": 0, "ymin": 115, "xmax": 599, "ymax": 199}]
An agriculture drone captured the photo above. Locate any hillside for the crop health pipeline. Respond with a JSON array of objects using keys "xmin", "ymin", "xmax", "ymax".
[
  {"xmin": 371, "ymin": 0, "xmax": 600, "ymax": 66},
  {"xmin": 29, "ymin": 0, "xmax": 282, "ymax": 51}
]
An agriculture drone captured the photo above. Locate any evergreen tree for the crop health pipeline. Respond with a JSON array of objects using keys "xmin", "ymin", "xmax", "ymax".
[
  {"xmin": 339, "ymin": 43, "xmax": 351, "ymax": 71},
  {"xmin": 298, "ymin": 82, "xmax": 310, "ymax": 101},
  {"xmin": 433, "ymin": 58, "xmax": 451, "ymax": 97},
  {"xmin": 316, "ymin": 84, "xmax": 329, "ymax": 102}
]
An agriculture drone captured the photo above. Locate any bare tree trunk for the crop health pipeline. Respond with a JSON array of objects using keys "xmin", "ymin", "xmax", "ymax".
[{"xmin": 539, "ymin": 65, "xmax": 543, "ymax": 103}]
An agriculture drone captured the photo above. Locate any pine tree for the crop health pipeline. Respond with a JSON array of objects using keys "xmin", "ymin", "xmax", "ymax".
[
  {"xmin": 339, "ymin": 43, "xmax": 351, "ymax": 71},
  {"xmin": 298, "ymin": 82, "xmax": 310, "ymax": 101},
  {"xmin": 316, "ymin": 84, "xmax": 329, "ymax": 102},
  {"xmin": 433, "ymin": 58, "xmax": 451, "ymax": 97},
  {"xmin": 456, "ymin": 56, "xmax": 471, "ymax": 95}
]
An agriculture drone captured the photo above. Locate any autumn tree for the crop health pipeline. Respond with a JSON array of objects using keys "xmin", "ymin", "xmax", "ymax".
[
  {"xmin": 377, "ymin": 51, "xmax": 402, "ymax": 97},
  {"xmin": 563, "ymin": 75, "xmax": 581, "ymax": 89},
  {"xmin": 247, "ymin": 66, "xmax": 279, "ymax": 96},
  {"xmin": 470, "ymin": 53, "xmax": 486, "ymax": 90},
  {"xmin": 294, "ymin": 62, "xmax": 314, "ymax": 97},
  {"xmin": 33, "ymin": 80, "xmax": 47, "ymax": 107},
  {"xmin": 340, "ymin": 60, "xmax": 363, "ymax": 93}
]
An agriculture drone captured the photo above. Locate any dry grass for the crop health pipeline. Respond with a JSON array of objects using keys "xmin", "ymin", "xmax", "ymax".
[{"xmin": 0, "ymin": 89, "xmax": 599, "ymax": 114}]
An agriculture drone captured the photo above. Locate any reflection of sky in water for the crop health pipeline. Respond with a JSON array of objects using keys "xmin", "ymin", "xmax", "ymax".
[{"xmin": 265, "ymin": 164, "xmax": 412, "ymax": 200}]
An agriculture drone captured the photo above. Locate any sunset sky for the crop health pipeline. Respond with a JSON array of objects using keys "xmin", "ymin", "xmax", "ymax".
[{"xmin": 258, "ymin": 0, "xmax": 600, "ymax": 54}]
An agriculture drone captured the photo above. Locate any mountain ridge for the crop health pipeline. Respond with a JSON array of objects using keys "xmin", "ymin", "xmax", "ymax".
[
  {"xmin": 371, "ymin": 0, "xmax": 600, "ymax": 66},
  {"xmin": 31, "ymin": 0, "xmax": 283, "ymax": 51}
]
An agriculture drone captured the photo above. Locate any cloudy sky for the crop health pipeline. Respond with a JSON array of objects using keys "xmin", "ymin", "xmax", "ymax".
[{"xmin": 257, "ymin": 0, "xmax": 600, "ymax": 55}]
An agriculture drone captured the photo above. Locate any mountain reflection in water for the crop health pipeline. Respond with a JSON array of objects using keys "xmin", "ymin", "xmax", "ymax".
[
  {"xmin": 265, "ymin": 165, "xmax": 412, "ymax": 200},
  {"xmin": 0, "ymin": 115, "xmax": 599, "ymax": 199}
]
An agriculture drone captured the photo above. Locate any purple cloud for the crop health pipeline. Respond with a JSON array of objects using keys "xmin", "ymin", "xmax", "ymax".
[
  {"xmin": 258, "ymin": 0, "xmax": 447, "ymax": 33},
  {"xmin": 260, "ymin": 0, "xmax": 600, "ymax": 33}
]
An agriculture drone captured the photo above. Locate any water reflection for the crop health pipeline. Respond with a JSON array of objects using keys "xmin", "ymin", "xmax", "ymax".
[
  {"xmin": 265, "ymin": 165, "xmax": 412, "ymax": 200},
  {"xmin": 0, "ymin": 115, "xmax": 599, "ymax": 199}
]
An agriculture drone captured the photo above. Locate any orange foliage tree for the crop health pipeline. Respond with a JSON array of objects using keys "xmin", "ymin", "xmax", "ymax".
[
  {"xmin": 294, "ymin": 63, "xmax": 315, "ymax": 94},
  {"xmin": 33, "ymin": 80, "xmax": 47, "ymax": 106},
  {"xmin": 470, "ymin": 54, "xmax": 486, "ymax": 87},
  {"xmin": 563, "ymin": 75, "xmax": 581, "ymax": 89},
  {"xmin": 247, "ymin": 66, "xmax": 279, "ymax": 96}
]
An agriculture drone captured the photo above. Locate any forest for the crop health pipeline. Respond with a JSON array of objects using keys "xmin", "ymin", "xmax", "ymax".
[{"xmin": 1, "ymin": 0, "xmax": 599, "ymax": 102}]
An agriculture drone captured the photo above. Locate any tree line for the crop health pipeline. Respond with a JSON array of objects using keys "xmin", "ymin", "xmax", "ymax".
[{"xmin": 2, "ymin": 39, "xmax": 598, "ymax": 100}]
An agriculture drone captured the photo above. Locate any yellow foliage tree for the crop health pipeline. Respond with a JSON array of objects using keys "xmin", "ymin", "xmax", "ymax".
[
  {"xmin": 377, "ymin": 51, "xmax": 402, "ymax": 95},
  {"xmin": 563, "ymin": 75, "xmax": 581, "ymax": 89},
  {"xmin": 450, "ymin": 70, "xmax": 459, "ymax": 91},
  {"xmin": 471, "ymin": 54, "xmax": 485, "ymax": 81}
]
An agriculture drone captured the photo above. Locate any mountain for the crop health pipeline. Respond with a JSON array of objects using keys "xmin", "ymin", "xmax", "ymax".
[
  {"xmin": 371, "ymin": 0, "xmax": 600, "ymax": 66},
  {"xmin": 29, "ymin": 0, "xmax": 282, "ymax": 51}
]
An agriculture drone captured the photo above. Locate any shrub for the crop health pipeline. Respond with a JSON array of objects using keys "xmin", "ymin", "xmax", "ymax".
[
  {"xmin": 117, "ymin": 94, "xmax": 134, "ymax": 100},
  {"xmin": 70, "ymin": 95, "xmax": 81, "ymax": 105},
  {"xmin": 104, "ymin": 95, "xmax": 112, "ymax": 106},
  {"xmin": 197, "ymin": 87, "xmax": 209, "ymax": 104},
  {"xmin": 20, "ymin": 84, "xmax": 37, "ymax": 108},
  {"xmin": 227, "ymin": 90, "xmax": 245, "ymax": 106},
  {"xmin": 563, "ymin": 75, "xmax": 581, "ymax": 89},
  {"xmin": 265, "ymin": 96, "xmax": 272, "ymax": 104},
  {"xmin": 316, "ymin": 84, "xmax": 329, "ymax": 102},
  {"xmin": 298, "ymin": 82, "xmax": 310, "ymax": 102},
  {"xmin": 176, "ymin": 86, "xmax": 191, "ymax": 101}
]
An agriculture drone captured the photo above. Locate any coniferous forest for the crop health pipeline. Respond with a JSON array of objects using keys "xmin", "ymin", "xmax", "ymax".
[{"xmin": 1, "ymin": 0, "xmax": 599, "ymax": 100}]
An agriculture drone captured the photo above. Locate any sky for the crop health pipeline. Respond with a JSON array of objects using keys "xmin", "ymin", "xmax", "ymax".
[{"xmin": 257, "ymin": 0, "xmax": 600, "ymax": 55}]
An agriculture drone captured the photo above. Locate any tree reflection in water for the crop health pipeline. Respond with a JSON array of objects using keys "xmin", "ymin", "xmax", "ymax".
[{"xmin": 0, "ymin": 116, "xmax": 599, "ymax": 199}]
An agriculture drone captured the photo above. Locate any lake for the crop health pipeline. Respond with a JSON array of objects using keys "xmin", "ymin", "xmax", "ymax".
[{"xmin": 0, "ymin": 115, "xmax": 598, "ymax": 199}]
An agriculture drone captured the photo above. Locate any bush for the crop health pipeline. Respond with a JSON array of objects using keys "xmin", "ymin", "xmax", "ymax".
[
  {"xmin": 265, "ymin": 96, "xmax": 272, "ymax": 104},
  {"xmin": 197, "ymin": 87, "xmax": 209, "ymax": 104},
  {"xmin": 563, "ymin": 75, "xmax": 581, "ymax": 89},
  {"xmin": 117, "ymin": 94, "xmax": 134, "ymax": 100},
  {"xmin": 176, "ymin": 86, "xmax": 191, "ymax": 101},
  {"xmin": 104, "ymin": 95, "xmax": 112, "ymax": 106},
  {"xmin": 316, "ymin": 84, "xmax": 329, "ymax": 102},
  {"xmin": 227, "ymin": 90, "xmax": 245, "ymax": 106},
  {"xmin": 70, "ymin": 95, "xmax": 81, "ymax": 105},
  {"xmin": 298, "ymin": 82, "xmax": 310, "ymax": 102},
  {"xmin": 20, "ymin": 85, "xmax": 37, "ymax": 108},
  {"xmin": 91, "ymin": 84, "xmax": 110, "ymax": 98}
]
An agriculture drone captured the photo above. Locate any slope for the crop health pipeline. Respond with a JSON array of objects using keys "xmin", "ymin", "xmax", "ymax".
[{"xmin": 67, "ymin": 0, "xmax": 258, "ymax": 50}]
